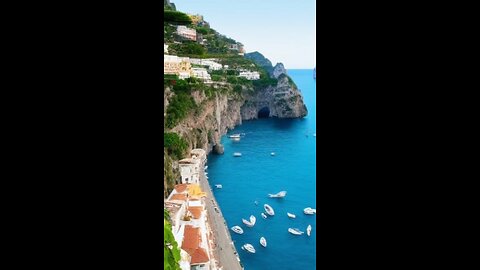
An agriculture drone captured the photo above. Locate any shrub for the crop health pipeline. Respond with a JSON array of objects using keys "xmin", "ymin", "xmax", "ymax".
[
  {"xmin": 164, "ymin": 10, "xmax": 192, "ymax": 25},
  {"xmin": 165, "ymin": 93, "xmax": 196, "ymax": 128},
  {"xmin": 164, "ymin": 132, "xmax": 188, "ymax": 160}
]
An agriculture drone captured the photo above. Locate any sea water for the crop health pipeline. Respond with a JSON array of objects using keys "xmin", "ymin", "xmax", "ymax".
[{"xmin": 207, "ymin": 69, "xmax": 317, "ymax": 270}]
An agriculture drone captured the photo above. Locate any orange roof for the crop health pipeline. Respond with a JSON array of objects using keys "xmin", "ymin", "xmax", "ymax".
[
  {"xmin": 170, "ymin": 194, "xmax": 187, "ymax": 201},
  {"xmin": 188, "ymin": 206, "xmax": 203, "ymax": 219},
  {"xmin": 174, "ymin": 184, "xmax": 188, "ymax": 193},
  {"xmin": 182, "ymin": 225, "xmax": 200, "ymax": 255},
  {"xmin": 190, "ymin": 247, "xmax": 209, "ymax": 264}
]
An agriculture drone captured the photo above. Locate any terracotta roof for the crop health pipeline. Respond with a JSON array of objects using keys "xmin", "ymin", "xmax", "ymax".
[
  {"xmin": 170, "ymin": 194, "xmax": 187, "ymax": 201},
  {"xmin": 188, "ymin": 206, "xmax": 203, "ymax": 219},
  {"xmin": 190, "ymin": 247, "xmax": 209, "ymax": 264},
  {"xmin": 182, "ymin": 225, "xmax": 200, "ymax": 255},
  {"xmin": 174, "ymin": 184, "xmax": 188, "ymax": 193}
]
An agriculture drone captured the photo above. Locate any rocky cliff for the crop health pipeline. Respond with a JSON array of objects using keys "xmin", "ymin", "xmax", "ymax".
[
  {"xmin": 241, "ymin": 74, "xmax": 307, "ymax": 119},
  {"xmin": 272, "ymin": 63, "xmax": 287, "ymax": 79},
  {"xmin": 166, "ymin": 74, "xmax": 307, "ymax": 155}
]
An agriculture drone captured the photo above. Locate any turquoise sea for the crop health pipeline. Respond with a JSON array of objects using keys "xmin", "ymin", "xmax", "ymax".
[{"xmin": 207, "ymin": 69, "xmax": 317, "ymax": 269}]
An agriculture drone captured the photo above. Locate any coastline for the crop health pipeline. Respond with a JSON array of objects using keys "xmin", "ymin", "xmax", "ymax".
[{"xmin": 199, "ymin": 167, "xmax": 243, "ymax": 270}]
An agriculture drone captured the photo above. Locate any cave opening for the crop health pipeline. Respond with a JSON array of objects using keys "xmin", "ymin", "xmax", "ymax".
[{"xmin": 258, "ymin": 107, "xmax": 270, "ymax": 118}]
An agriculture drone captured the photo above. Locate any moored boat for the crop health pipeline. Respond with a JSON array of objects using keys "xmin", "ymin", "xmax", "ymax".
[
  {"xmin": 307, "ymin": 225, "xmax": 312, "ymax": 236},
  {"xmin": 268, "ymin": 191, "xmax": 287, "ymax": 198},
  {"xmin": 261, "ymin": 213, "xmax": 267, "ymax": 219},
  {"xmin": 264, "ymin": 204, "xmax": 275, "ymax": 216},
  {"xmin": 231, "ymin": 226, "xmax": 244, "ymax": 234},
  {"xmin": 303, "ymin": 207, "xmax": 317, "ymax": 215},
  {"xmin": 233, "ymin": 152, "xmax": 242, "ymax": 157},
  {"xmin": 287, "ymin": 212, "xmax": 296, "ymax": 219},
  {"xmin": 242, "ymin": 243, "xmax": 256, "ymax": 253},
  {"xmin": 271, "ymin": 152, "xmax": 275, "ymax": 156},
  {"xmin": 242, "ymin": 215, "xmax": 256, "ymax": 227},
  {"xmin": 215, "ymin": 184, "xmax": 222, "ymax": 189},
  {"xmin": 288, "ymin": 228, "xmax": 304, "ymax": 235},
  {"xmin": 229, "ymin": 134, "xmax": 241, "ymax": 138},
  {"xmin": 260, "ymin": 237, "xmax": 267, "ymax": 247},
  {"xmin": 249, "ymin": 215, "xmax": 256, "ymax": 225}
]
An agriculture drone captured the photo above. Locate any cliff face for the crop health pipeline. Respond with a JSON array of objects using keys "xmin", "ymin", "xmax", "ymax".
[
  {"xmin": 241, "ymin": 75, "xmax": 307, "ymax": 120},
  {"xmin": 272, "ymin": 63, "xmax": 287, "ymax": 79},
  {"xmin": 166, "ymin": 75, "xmax": 307, "ymax": 155}
]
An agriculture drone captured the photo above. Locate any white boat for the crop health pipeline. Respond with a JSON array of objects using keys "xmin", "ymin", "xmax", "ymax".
[
  {"xmin": 233, "ymin": 152, "xmax": 242, "ymax": 157},
  {"xmin": 271, "ymin": 152, "xmax": 275, "ymax": 156},
  {"xmin": 268, "ymin": 191, "xmax": 287, "ymax": 198},
  {"xmin": 204, "ymin": 166, "xmax": 208, "ymax": 170},
  {"xmin": 303, "ymin": 207, "xmax": 317, "ymax": 215},
  {"xmin": 229, "ymin": 134, "xmax": 241, "ymax": 138},
  {"xmin": 288, "ymin": 228, "xmax": 304, "ymax": 235},
  {"xmin": 313, "ymin": 133, "xmax": 316, "ymax": 137},
  {"xmin": 307, "ymin": 225, "xmax": 312, "ymax": 236},
  {"xmin": 231, "ymin": 226, "xmax": 244, "ymax": 234},
  {"xmin": 260, "ymin": 237, "xmax": 267, "ymax": 247},
  {"xmin": 261, "ymin": 213, "xmax": 267, "ymax": 219},
  {"xmin": 254, "ymin": 200, "xmax": 258, "ymax": 205},
  {"xmin": 215, "ymin": 184, "xmax": 222, "ymax": 189},
  {"xmin": 264, "ymin": 204, "xmax": 275, "ymax": 216},
  {"xmin": 232, "ymin": 137, "xmax": 240, "ymax": 141},
  {"xmin": 287, "ymin": 212, "xmax": 296, "ymax": 219},
  {"xmin": 241, "ymin": 244, "xmax": 256, "ymax": 253},
  {"xmin": 242, "ymin": 215, "xmax": 256, "ymax": 227}
]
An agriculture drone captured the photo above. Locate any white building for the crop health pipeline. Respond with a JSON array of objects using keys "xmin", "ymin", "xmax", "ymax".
[
  {"xmin": 164, "ymin": 55, "xmax": 191, "ymax": 79},
  {"xmin": 191, "ymin": 68, "xmax": 211, "ymax": 82},
  {"xmin": 202, "ymin": 60, "xmax": 222, "ymax": 71},
  {"xmin": 238, "ymin": 71, "xmax": 260, "ymax": 80},
  {"xmin": 178, "ymin": 149, "xmax": 207, "ymax": 184},
  {"xmin": 177, "ymin": 26, "xmax": 197, "ymax": 41}
]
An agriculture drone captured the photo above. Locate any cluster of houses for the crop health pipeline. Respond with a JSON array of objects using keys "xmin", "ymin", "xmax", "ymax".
[
  {"xmin": 164, "ymin": 53, "xmax": 261, "ymax": 82},
  {"xmin": 164, "ymin": 149, "xmax": 216, "ymax": 270},
  {"xmin": 164, "ymin": 17, "xmax": 258, "ymax": 84}
]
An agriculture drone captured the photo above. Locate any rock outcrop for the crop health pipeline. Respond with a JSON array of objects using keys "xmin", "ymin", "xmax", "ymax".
[
  {"xmin": 244, "ymin": 51, "xmax": 273, "ymax": 74},
  {"xmin": 272, "ymin": 63, "xmax": 287, "ymax": 79},
  {"xmin": 241, "ymin": 74, "xmax": 307, "ymax": 119}
]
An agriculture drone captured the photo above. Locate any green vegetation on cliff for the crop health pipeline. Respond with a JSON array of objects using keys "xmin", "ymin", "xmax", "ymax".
[
  {"xmin": 164, "ymin": 10, "xmax": 192, "ymax": 25},
  {"xmin": 164, "ymin": 210, "xmax": 181, "ymax": 270},
  {"xmin": 164, "ymin": 132, "xmax": 188, "ymax": 160}
]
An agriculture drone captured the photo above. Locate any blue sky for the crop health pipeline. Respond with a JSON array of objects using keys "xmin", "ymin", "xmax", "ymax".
[{"xmin": 173, "ymin": 0, "xmax": 316, "ymax": 69}]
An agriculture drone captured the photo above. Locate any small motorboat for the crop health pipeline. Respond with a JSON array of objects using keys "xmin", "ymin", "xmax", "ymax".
[
  {"xmin": 313, "ymin": 133, "xmax": 316, "ymax": 137},
  {"xmin": 229, "ymin": 134, "xmax": 241, "ymax": 138},
  {"xmin": 232, "ymin": 137, "xmax": 240, "ymax": 141},
  {"xmin": 231, "ymin": 226, "xmax": 244, "ymax": 234},
  {"xmin": 215, "ymin": 184, "xmax": 222, "ymax": 189},
  {"xmin": 307, "ymin": 225, "xmax": 312, "ymax": 236},
  {"xmin": 261, "ymin": 213, "xmax": 267, "ymax": 219},
  {"xmin": 233, "ymin": 152, "xmax": 242, "ymax": 157},
  {"xmin": 204, "ymin": 165, "xmax": 208, "ymax": 170},
  {"xmin": 242, "ymin": 215, "xmax": 256, "ymax": 227},
  {"xmin": 287, "ymin": 212, "xmax": 296, "ymax": 219},
  {"xmin": 268, "ymin": 191, "xmax": 287, "ymax": 198},
  {"xmin": 260, "ymin": 237, "xmax": 267, "ymax": 247},
  {"xmin": 254, "ymin": 200, "xmax": 258, "ymax": 205},
  {"xmin": 303, "ymin": 207, "xmax": 317, "ymax": 215},
  {"xmin": 288, "ymin": 228, "xmax": 304, "ymax": 235},
  {"xmin": 264, "ymin": 204, "xmax": 275, "ymax": 216},
  {"xmin": 271, "ymin": 152, "xmax": 275, "ymax": 156},
  {"xmin": 242, "ymin": 244, "xmax": 256, "ymax": 253}
]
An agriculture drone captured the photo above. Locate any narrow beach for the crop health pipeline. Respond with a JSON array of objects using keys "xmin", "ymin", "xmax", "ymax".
[{"xmin": 199, "ymin": 169, "xmax": 243, "ymax": 270}]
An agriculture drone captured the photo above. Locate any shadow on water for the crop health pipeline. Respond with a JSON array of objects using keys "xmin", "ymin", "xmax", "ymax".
[{"xmin": 271, "ymin": 117, "xmax": 306, "ymax": 130}]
